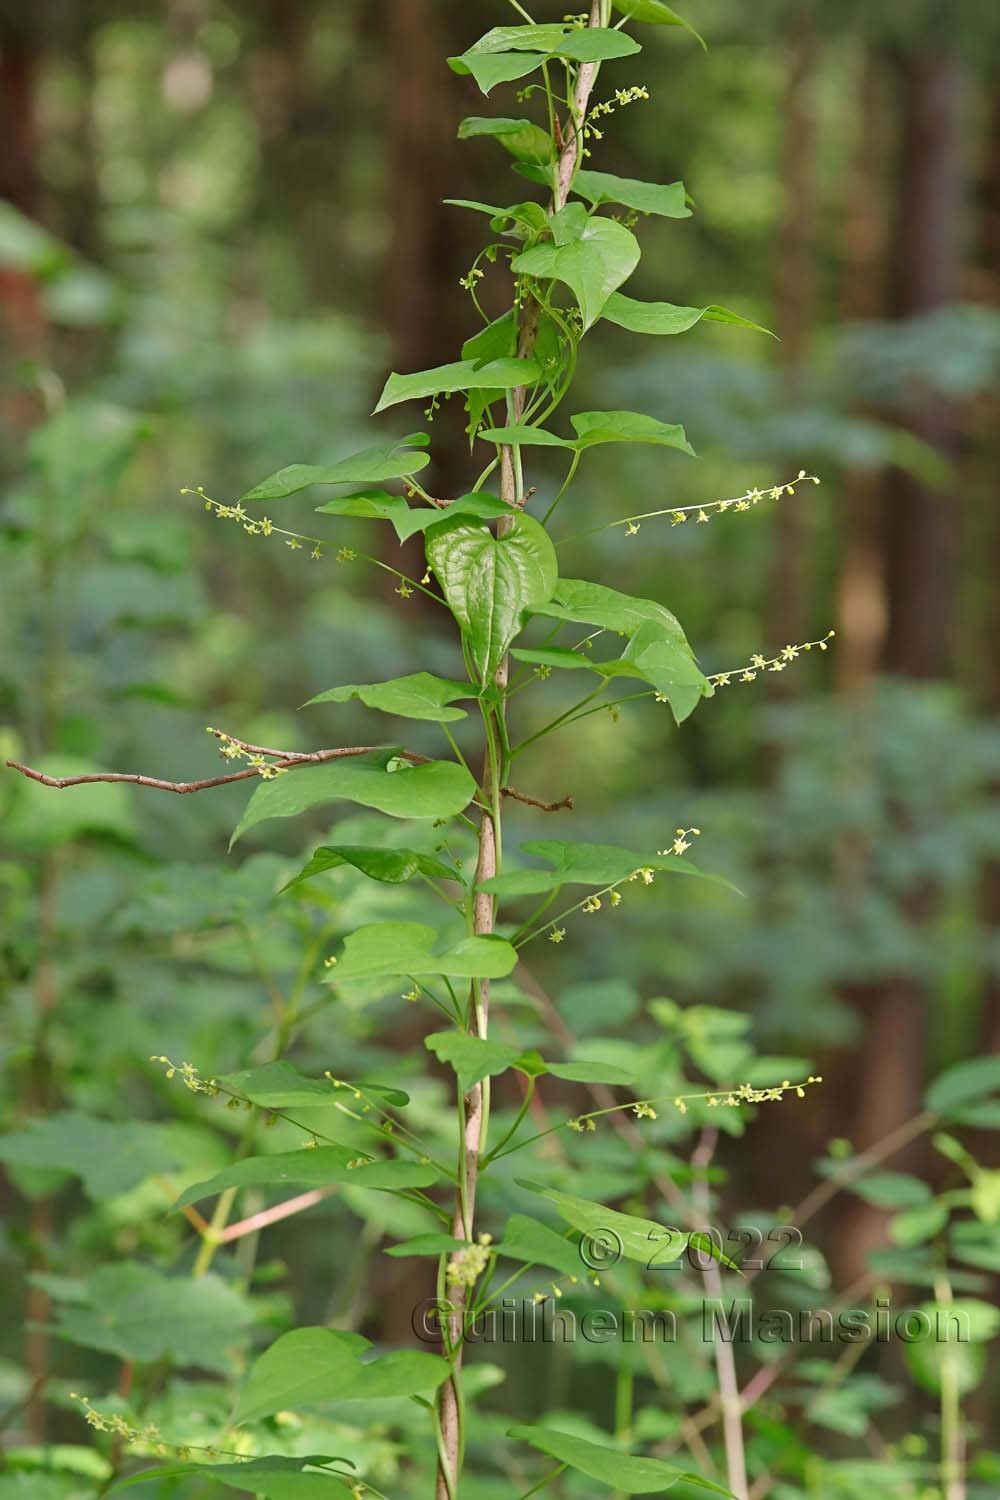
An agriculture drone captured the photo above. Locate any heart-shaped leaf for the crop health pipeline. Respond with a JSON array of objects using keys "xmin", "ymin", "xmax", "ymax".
[
  {"xmin": 231, "ymin": 750, "xmax": 475, "ymax": 846},
  {"xmin": 240, "ymin": 434, "xmax": 430, "ymax": 501},
  {"xmin": 572, "ymin": 170, "xmax": 689, "ymax": 218},
  {"xmin": 177, "ymin": 1149, "xmax": 437, "ymax": 1208},
  {"xmin": 374, "ymin": 358, "xmax": 541, "ymax": 414},
  {"xmin": 513, "ymin": 218, "xmax": 640, "ymax": 330},
  {"xmin": 305, "ymin": 672, "xmax": 476, "ymax": 723},
  {"xmin": 603, "ymin": 292, "xmax": 771, "ymax": 337},
  {"xmin": 508, "ymin": 1424, "xmax": 730, "ymax": 1494},
  {"xmin": 282, "ymin": 843, "xmax": 457, "ymax": 891},
  {"xmin": 330, "ymin": 921, "xmax": 517, "ymax": 981},
  {"xmin": 426, "ymin": 512, "xmax": 557, "ymax": 683},
  {"xmin": 236, "ymin": 1327, "xmax": 449, "ymax": 1424},
  {"xmin": 425, "ymin": 1031, "xmax": 523, "ymax": 1091}
]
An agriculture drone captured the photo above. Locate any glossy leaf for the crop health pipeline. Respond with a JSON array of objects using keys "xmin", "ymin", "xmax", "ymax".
[
  {"xmin": 374, "ymin": 357, "xmax": 541, "ymax": 414},
  {"xmin": 519, "ymin": 1182, "xmax": 738, "ymax": 1271},
  {"xmin": 458, "ymin": 116, "xmax": 554, "ymax": 169},
  {"xmin": 479, "ymin": 839, "xmax": 733, "ymax": 899},
  {"xmin": 236, "ymin": 1327, "xmax": 449, "ymax": 1424},
  {"xmin": 282, "ymin": 843, "xmax": 457, "ymax": 891},
  {"xmin": 557, "ymin": 28, "xmax": 642, "ymax": 62},
  {"xmin": 314, "ymin": 489, "xmax": 517, "ymax": 543},
  {"xmin": 530, "ymin": 577, "xmax": 692, "ymax": 645},
  {"xmin": 305, "ymin": 672, "xmax": 476, "ymax": 723},
  {"xmin": 495, "ymin": 1213, "xmax": 583, "ymax": 1280},
  {"xmin": 449, "ymin": 49, "xmax": 547, "ymax": 95},
  {"xmin": 425, "ymin": 512, "xmax": 557, "ymax": 683},
  {"xmin": 572, "ymin": 170, "xmax": 689, "ymax": 218},
  {"xmin": 513, "ymin": 218, "xmax": 640, "ymax": 330},
  {"xmin": 623, "ymin": 623, "xmax": 712, "ymax": 724},
  {"xmin": 331, "ymin": 921, "xmax": 518, "ymax": 981},
  {"xmin": 612, "ymin": 0, "xmax": 706, "ymax": 48},
  {"xmin": 508, "ymin": 1425, "xmax": 730, "ymax": 1494},
  {"xmin": 114, "ymin": 1455, "xmax": 353, "ymax": 1496},
  {"xmin": 425, "ymin": 1031, "xmax": 523, "ymax": 1091},
  {"xmin": 385, "ymin": 1233, "xmax": 473, "ymax": 1259},
  {"xmin": 219, "ymin": 1061, "xmax": 410, "ymax": 1111},
  {"xmin": 177, "ymin": 1148, "xmax": 437, "ymax": 1207},
  {"xmin": 570, "ymin": 410, "xmax": 694, "ymax": 453},
  {"xmin": 547, "ymin": 1059, "xmax": 637, "ymax": 1084},
  {"xmin": 240, "ymin": 434, "xmax": 430, "ymax": 501},
  {"xmin": 231, "ymin": 750, "xmax": 476, "ymax": 845},
  {"xmin": 480, "ymin": 410, "xmax": 693, "ymax": 455},
  {"xmin": 603, "ymin": 291, "xmax": 771, "ymax": 337}
]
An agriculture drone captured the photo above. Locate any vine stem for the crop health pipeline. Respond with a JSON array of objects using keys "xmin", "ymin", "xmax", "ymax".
[
  {"xmin": 434, "ymin": 11, "xmax": 607, "ymax": 1494},
  {"xmin": 691, "ymin": 1129, "xmax": 748, "ymax": 1500}
]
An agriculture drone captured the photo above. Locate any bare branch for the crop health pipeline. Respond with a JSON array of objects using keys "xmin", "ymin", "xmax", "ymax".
[
  {"xmin": 5, "ymin": 743, "xmax": 427, "ymax": 797},
  {"xmin": 502, "ymin": 785, "xmax": 574, "ymax": 813}
]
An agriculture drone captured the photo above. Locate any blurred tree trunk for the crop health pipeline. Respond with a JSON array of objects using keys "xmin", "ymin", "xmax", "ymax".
[
  {"xmin": 765, "ymin": 7, "xmax": 817, "ymax": 668},
  {"xmin": 975, "ymin": 91, "xmax": 1000, "ymax": 1055},
  {"xmin": 881, "ymin": 53, "xmax": 962, "ymax": 678},
  {"xmin": 0, "ymin": 17, "xmax": 47, "ymax": 369},
  {"xmin": 836, "ymin": 48, "xmax": 964, "ymax": 1282},
  {"xmin": 833, "ymin": 50, "xmax": 889, "ymax": 694}
]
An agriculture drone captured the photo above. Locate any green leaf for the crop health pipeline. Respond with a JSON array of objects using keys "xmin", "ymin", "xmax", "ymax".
[
  {"xmin": 510, "ymin": 646, "xmax": 644, "ymax": 679},
  {"xmin": 925, "ymin": 1057, "xmax": 1000, "ymax": 1115},
  {"xmin": 426, "ymin": 1032, "xmax": 523, "ymax": 1091},
  {"xmin": 612, "ymin": 0, "xmax": 706, "ymax": 48},
  {"xmin": 331, "ymin": 921, "xmax": 518, "ymax": 981},
  {"xmin": 530, "ymin": 577, "xmax": 692, "ymax": 645},
  {"xmin": 0, "ymin": 1113, "xmax": 177, "ymax": 1201},
  {"xmin": 458, "ymin": 25, "xmax": 571, "ymax": 55},
  {"xmin": 572, "ymin": 170, "xmax": 689, "ymax": 218},
  {"xmin": 495, "ymin": 1213, "xmax": 583, "ymax": 1280},
  {"xmin": 231, "ymin": 750, "xmax": 476, "ymax": 845},
  {"xmin": 848, "ymin": 1172, "xmax": 933, "ymax": 1209},
  {"xmin": 478, "ymin": 839, "xmax": 733, "ymax": 899},
  {"xmin": 603, "ymin": 292, "xmax": 771, "ymax": 337},
  {"xmin": 889, "ymin": 1201, "xmax": 949, "ymax": 1247},
  {"xmin": 556, "ymin": 28, "xmax": 642, "ymax": 62},
  {"xmin": 513, "ymin": 218, "xmax": 640, "ymax": 330},
  {"xmin": 219, "ymin": 1061, "xmax": 409, "ymax": 1111},
  {"xmin": 458, "ymin": 116, "xmax": 554, "ymax": 169},
  {"xmin": 570, "ymin": 410, "xmax": 694, "ymax": 454},
  {"xmin": 520, "ymin": 1183, "xmax": 741, "ymax": 1273},
  {"xmin": 546, "ymin": 1060, "xmax": 637, "ymax": 1084},
  {"xmin": 623, "ymin": 621, "xmax": 712, "ymax": 724},
  {"xmin": 385, "ymin": 1233, "xmax": 473, "ymax": 1258},
  {"xmin": 51, "ymin": 1264, "xmax": 252, "ymax": 1370},
  {"xmin": 508, "ymin": 1425, "xmax": 729, "ymax": 1494},
  {"xmin": 314, "ymin": 489, "xmax": 517, "ymax": 543},
  {"xmin": 425, "ymin": 512, "xmax": 557, "ymax": 684},
  {"xmin": 374, "ymin": 358, "xmax": 541, "ymax": 414},
  {"xmin": 282, "ymin": 844, "xmax": 457, "ymax": 891},
  {"xmin": 480, "ymin": 410, "xmax": 694, "ymax": 456},
  {"xmin": 462, "ymin": 309, "xmax": 517, "ymax": 363},
  {"xmin": 114, "ymin": 1456, "xmax": 353, "ymax": 1497},
  {"xmin": 240, "ymin": 434, "xmax": 430, "ymax": 500},
  {"xmin": 177, "ymin": 1148, "xmax": 437, "ymax": 1208},
  {"xmin": 305, "ymin": 672, "xmax": 476, "ymax": 723},
  {"xmin": 236, "ymin": 1327, "xmax": 449, "ymax": 1424},
  {"xmin": 449, "ymin": 49, "xmax": 548, "ymax": 96}
]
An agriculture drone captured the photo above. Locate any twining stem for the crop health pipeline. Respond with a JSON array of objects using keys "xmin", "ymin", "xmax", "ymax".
[{"xmin": 435, "ymin": 17, "xmax": 608, "ymax": 1494}]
